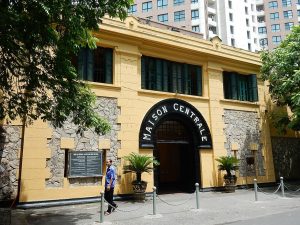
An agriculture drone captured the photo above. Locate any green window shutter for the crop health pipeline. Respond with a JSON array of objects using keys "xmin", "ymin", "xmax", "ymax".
[
  {"xmin": 162, "ymin": 60, "xmax": 169, "ymax": 92},
  {"xmin": 86, "ymin": 48, "xmax": 94, "ymax": 81},
  {"xmin": 141, "ymin": 57, "xmax": 146, "ymax": 89},
  {"xmin": 156, "ymin": 59, "xmax": 163, "ymax": 91},
  {"xmin": 149, "ymin": 58, "xmax": 155, "ymax": 90},
  {"xmin": 196, "ymin": 66, "xmax": 202, "ymax": 96},
  {"xmin": 171, "ymin": 62, "xmax": 177, "ymax": 93},
  {"xmin": 183, "ymin": 64, "xmax": 189, "ymax": 94},
  {"xmin": 249, "ymin": 74, "xmax": 258, "ymax": 102},
  {"xmin": 238, "ymin": 76, "xmax": 247, "ymax": 101},
  {"xmin": 177, "ymin": 64, "xmax": 182, "ymax": 94},
  {"xmin": 230, "ymin": 73, "xmax": 238, "ymax": 100},
  {"xmin": 105, "ymin": 48, "xmax": 113, "ymax": 84},
  {"xmin": 78, "ymin": 48, "xmax": 86, "ymax": 79}
]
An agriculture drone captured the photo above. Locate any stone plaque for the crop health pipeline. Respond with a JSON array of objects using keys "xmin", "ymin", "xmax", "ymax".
[{"xmin": 68, "ymin": 151, "xmax": 102, "ymax": 178}]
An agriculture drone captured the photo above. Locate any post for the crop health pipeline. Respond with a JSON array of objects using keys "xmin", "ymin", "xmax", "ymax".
[
  {"xmin": 195, "ymin": 183, "xmax": 200, "ymax": 209},
  {"xmin": 153, "ymin": 186, "xmax": 157, "ymax": 215},
  {"xmin": 254, "ymin": 179, "xmax": 258, "ymax": 201},
  {"xmin": 100, "ymin": 191, "xmax": 104, "ymax": 223},
  {"xmin": 280, "ymin": 177, "xmax": 285, "ymax": 197}
]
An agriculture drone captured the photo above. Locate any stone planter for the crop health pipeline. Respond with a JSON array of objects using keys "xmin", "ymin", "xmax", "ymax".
[
  {"xmin": 223, "ymin": 175, "xmax": 237, "ymax": 193},
  {"xmin": 132, "ymin": 180, "xmax": 147, "ymax": 201}
]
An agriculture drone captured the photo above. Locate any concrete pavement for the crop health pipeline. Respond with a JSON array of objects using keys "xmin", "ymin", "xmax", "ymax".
[{"xmin": 10, "ymin": 188, "xmax": 300, "ymax": 225}]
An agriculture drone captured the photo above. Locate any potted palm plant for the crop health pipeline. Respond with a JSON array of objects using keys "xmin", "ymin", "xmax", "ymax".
[
  {"xmin": 123, "ymin": 152, "xmax": 159, "ymax": 200},
  {"xmin": 216, "ymin": 155, "xmax": 240, "ymax": 193}
]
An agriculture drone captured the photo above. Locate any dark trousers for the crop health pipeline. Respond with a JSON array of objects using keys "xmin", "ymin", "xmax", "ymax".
[{"xmin": 104, "ymin": 187, "xmax": 117, "ymax": 213}]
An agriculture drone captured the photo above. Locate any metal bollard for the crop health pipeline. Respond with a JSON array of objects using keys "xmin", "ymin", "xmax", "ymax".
[
  {"xmin": 100, "ymin": 191, "xmax": 104, "ymax": 223},
  {"xmin": 254, "ymin": 179, "xmax": 258, "ymax": 201},
  {"xmin": 280, "ymin": 177, "xmax": 285, "ymax": 197},
  {"xmin": 153, "ymin": 186, "xmax": 157, "ymax": 215},
  {"xmin": 195, "ymin": 183, "xmax": 200, "ymax": 209}
]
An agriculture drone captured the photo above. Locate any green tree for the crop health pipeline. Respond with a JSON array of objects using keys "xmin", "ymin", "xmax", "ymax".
[
  {"xmin": 0, "ymin": 0, "xmax": 132, "ymax": 134},
  {"xmin": 261, "ymin": 26, "xmax": 300, "ymax": 133}
]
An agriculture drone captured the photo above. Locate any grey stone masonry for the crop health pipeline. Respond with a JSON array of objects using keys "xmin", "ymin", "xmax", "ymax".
[
  {"xmin": 0, "ymin": 125, "xmax": 21, "ymax": 201},
  {"xmin": 223, "ymin": 110, "xmax": 265, "ymax": 177},
  {"xmin": 46, "ymin": 97, "xmax": 120, "ymax": 188},
  {"xmin": 272, "ymin": 137, "xmax": 300, "ymax": 180}
]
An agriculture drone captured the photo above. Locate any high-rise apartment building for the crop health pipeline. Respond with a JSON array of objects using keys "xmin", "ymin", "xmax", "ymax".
[
  {"xmin": 257, "ymin": 0, "xmax": 300, "ymax": 50},
  {"xmin": 129, "ymin": 0, "xmax": 260, "ymax": 52}
]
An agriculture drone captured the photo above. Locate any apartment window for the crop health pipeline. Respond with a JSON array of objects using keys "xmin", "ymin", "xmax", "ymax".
[
  {"xmin": 246, "ymin": 18, "xmax": 249, "ymax": 26},
  {"xmin": 229, "ymin": 13, "xmax": 233, "ymax": 21},
  {"xmin": 268, "ymin": 1, "xmax": 278, "ymax": 9},
  {"xmin": 228, "ymin": 1, "xmax": 232, "ymax": 9},
  {"xmin": 231, "ymin": 38, "xmax": 235, "ymax": 47},
  {"xmin": 223, "ymin": 72, "xmax": 258, "ymax": 102},
  {"xmin": 128, "ymin": 4, "xmax": 137, "ymax": 13},
  {"xmin": 191, "ymin": 0, "xmax": 198, "ymax": 3},
  {"xmin": 73, "ymin": 47, "xmax": 113, "ymax": 84},
  {"xmin": 158, "ymin": 13, "xmax": 168, "ymax": 22},
  {"xmin": 283, "ymin": 10, "xmax": 293, "ymax": 18},
  {"xmin": 297, "ymin": 0, "xmax": 300, "ymax": 5},
  {"xmin": 298, "ymin": 10, "xmax": 300, "ymax": 16},
  {"xmin": 272, "ymin": 36, "xmax": 282, "ymax": 45},
  {"xmin": 252, "ymin": 15, "xmax": 255, "ymax": 22},
  {"xmin": 141, "ymin": 56, "xmax": 202, "ymax": 96},
  {"xmin": 258, "ymin": 27, "xmax": 267, "ymax": 34},
  {"xmin": 248, "ymin": 43, "xmax": 251, "ymax": 51},
  {"xmin": 271, "ymin": 24, "xmax": 280, "ymax": 32},
  {"xmin": 191, "ymin": 9, "xmax": 199, "ymax": 20},
  {"xmin": 192, "ymin": 25, "xmax": 200, "ymax": 32},
  {"xmin": 251, "ymin": 4, "xmax": 254, "ymax": 11},
  {"xmin": 260, "ymin": 38, "xmax": 268, "ymax": 47},
  {"xmin": 285, "ymin": 22, "xmax": 294, "ymax": 30},
  {"xmin": 270, "ymin": 12, "xmax": 279, "ymax": 20},
  {"xmin": 245, "ymin": 7, "xmax": 248, "ymax": 15},
  {"xmin": 174, "ymin": 10, "xmax": 185, "ymax": 21},
  {"xmin": 157, "ymin": 0, "xmax": 168, "ymax": 9},
  {"xmin": 254, "ymin": 38, "xmax": 257, "ymax": 44},
  {"xmin": 142, "ymin": 1, "xmax": 152, "ymax": 12},
  {"xmin": 247, "ymin": 31, "xmax": 251, "ymax": 39},
  {"xmin": 282, "ymin": 0, "xmax": 292, "ymax": 7},
  {"xmin": 253, "ymin": 26, "xmax": 256, "ymax": 32},
  {"xmin": 174, "ymin": 0, "xmax": 184, "ymax": 6},
  {"xmin": 230, "ymin": 25, "xmax": 234, "ymax": 34}
]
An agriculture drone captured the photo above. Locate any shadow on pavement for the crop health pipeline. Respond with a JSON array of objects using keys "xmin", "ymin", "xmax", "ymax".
[{"xmin": 26, "ymin": 212, "xmax": 94, "ymax": 225}]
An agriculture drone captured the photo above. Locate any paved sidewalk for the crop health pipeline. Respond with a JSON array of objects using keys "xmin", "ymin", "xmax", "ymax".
[{"xmin": 10, "ymin": 188, "xmax": 300, "ymax": 225}]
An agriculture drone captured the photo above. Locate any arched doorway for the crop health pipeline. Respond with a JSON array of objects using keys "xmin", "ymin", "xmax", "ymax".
[
  {"xmin": 139, "ymin": 98, "xmax": 212, "ymax": 194},
  {"xmin": 154, "ymin": 119, "xmax": 197, "ymax": 193}
]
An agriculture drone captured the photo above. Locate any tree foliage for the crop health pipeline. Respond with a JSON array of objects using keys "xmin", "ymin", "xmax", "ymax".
[
  {"xmin": 216, "ymin": 156, "xmax": 239, "ymax": 177},
  {"xmin": 261, "ymin": 26, "xmax": 300, "ymax": 133},
  {"xmin": 123, "ymin": 152, "xmax": 159, "ymax": 182},
  {"xmin": 0, "ymin": 0, "xmax": 132, "ymax": 134}
]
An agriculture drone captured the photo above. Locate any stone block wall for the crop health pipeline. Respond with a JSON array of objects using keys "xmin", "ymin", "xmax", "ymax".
[
  {"xmin": 271, "ymin": 137, "xmax": 300, "ymax": 180},
  {"xmin": 46, "ymin": 97, "xmax": 120, "ymax": 188},
  {"xmin": 0, "ymin": 125, "xmax": 21, "ymax": 201},
  {"xmin": 223, "ymin": 110, "xmax": 265, "ymax": 177}
]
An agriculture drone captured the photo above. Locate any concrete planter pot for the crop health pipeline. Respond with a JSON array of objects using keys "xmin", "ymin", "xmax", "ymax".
[
  {"xmin": 223, "ymin": 175, "xmax": 237, "ymax": 193},
  {"xmin": 132, "ymin": 180, "xmax": 147, "ymax": 201}
]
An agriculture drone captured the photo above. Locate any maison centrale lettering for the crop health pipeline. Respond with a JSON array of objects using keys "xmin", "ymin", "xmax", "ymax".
[{"xmin": 142, "ymin": 103, "xmax": 208, "ymax": 142}]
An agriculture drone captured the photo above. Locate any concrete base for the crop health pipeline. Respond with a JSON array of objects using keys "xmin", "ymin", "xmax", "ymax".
[
  {"xmin": 94, "ymin": 221, "xmax": 112, "ymax": 224},
  {"xmin": 144, "ymin": 214, "xmax": 163, "ymax": 219}
]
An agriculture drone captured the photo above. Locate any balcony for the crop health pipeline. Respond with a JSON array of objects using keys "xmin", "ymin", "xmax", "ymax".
[
  {"xmin": 208, "ymin": 17, "xmax": 217, "ymax": 27},
  {"xmin": 256, "ymin": 0, "xmax": 264, "ymax": 5},
  {"xmin": 256, "ymin": 10, "xmax": 265, "ymax": 17},
  {"xmin": 207, "ymin": 7, "xmax": 216, "ymax": 15}
]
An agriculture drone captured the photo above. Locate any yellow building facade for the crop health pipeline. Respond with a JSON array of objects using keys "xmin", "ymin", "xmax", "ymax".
[{"xmin": 0, "ymin": 16, "xmax": 277, "ymax": 204}]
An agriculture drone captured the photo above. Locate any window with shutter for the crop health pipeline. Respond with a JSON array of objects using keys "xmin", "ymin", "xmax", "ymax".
[
  {"xmin": 73, "ymin": 47, "xmax": 113, "ymax": 84},
  {"xmin": 223, "ymin": 72, "xmax": 258, "ymax": 102},
  {"xmin": 141, "ymin": 55, "xmax": 202, "ymax": 96}
]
